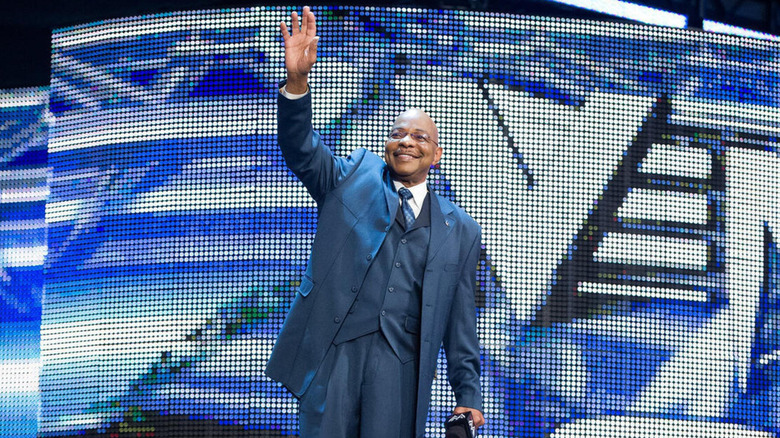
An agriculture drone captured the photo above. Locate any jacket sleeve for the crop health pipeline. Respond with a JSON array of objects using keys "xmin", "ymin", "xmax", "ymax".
[
  {"xmin": 441, "ymin": 227, "xmax": 484, "ymax": 411},
  {"xmin": 277, "ymin": 90, "xmax": 358, "ymax": 202}
]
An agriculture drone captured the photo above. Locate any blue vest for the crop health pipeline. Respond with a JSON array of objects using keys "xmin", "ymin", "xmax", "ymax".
[{"xmin": 332, "ymin": 193, "xmax": 431, "ymax": 363}]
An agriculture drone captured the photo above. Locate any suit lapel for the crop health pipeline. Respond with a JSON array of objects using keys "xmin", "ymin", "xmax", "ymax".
[
  {"xmin": 383, "ymin": 167, "xmax": 399, "ymax": 225},
  {"xmin": 427, "ymin": 187, "xmax": 455, "ymax": 264}
]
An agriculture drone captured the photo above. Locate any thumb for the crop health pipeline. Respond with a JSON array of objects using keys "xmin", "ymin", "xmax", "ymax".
[{"xmin": 306, "ymin": 36, "xmax": 320, "ymax": 62}]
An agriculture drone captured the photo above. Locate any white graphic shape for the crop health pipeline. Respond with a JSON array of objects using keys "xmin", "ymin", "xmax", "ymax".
[
  {"xmin": 629, "ymin": 132, "xmax": 780, "ymax": 418},
  {"xmin": 396, "ymin": 79, "xmax": 654, "ymax": 323},
  {"xmin": 617, "ymin": 189, "xmax": 709, "ymax": 224},
  {"xmin": 640, "ymin": 143, "xmax": 711, "ymax": 178},
  {"xmin": 595, "ymin": 232, "xmax": 708, "ymax": 270}
]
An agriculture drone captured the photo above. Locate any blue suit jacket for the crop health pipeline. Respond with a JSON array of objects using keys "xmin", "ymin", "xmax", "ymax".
[{"xmin": 265, "ymin": 91, "xmax": 483, "ymax": 436}]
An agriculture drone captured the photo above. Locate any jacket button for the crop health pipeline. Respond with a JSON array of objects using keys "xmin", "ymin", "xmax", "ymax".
[
  {"xmin": 366, "ymin": 254, "xmax": 372, "ymax": 261},
  {"xmin": 381, "ymin": 310, "xmax": 386, "ymax": 316},
  {"xmin": 395, "ymin": 262, "xmax": 401, "ymax": 268},
  {"xmin": 334, "ymin": 317, "xmax": 341, "ymax": 323},
  {"xmin": 388, "ymin": 287, "xmax": 394, "ymax": 293},
  {"xmin": 351, "ymin": 286, "xmax": 358, "ymax": 293},
  {"xmin": 401, "ymin": 238, "xmax": 407, "ymax": 244}
]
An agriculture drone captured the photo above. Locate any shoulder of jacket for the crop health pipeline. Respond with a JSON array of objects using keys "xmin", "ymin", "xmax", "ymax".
[
  {"xmin": 433, "ymin": 191, "xmax": 480, "ymax": 231},
  {"xmin": 344, "ymin": 148, "xmax": 385, "ymax": 176},
  {"xmin": 323, "ymin": 148, "xmax": 386, "ymax": 197}
]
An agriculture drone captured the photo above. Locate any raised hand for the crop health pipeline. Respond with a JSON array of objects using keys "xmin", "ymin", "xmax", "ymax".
[{"xmin": 280, "ymin": 6, "xmax": 319, "ymax": 94}]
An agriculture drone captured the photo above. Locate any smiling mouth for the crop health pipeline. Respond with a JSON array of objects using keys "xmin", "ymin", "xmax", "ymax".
[{"xmin": 394, "ymin": 152, "xmax": 420, "ymax": 159}]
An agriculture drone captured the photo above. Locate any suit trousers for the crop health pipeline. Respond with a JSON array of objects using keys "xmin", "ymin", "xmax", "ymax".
[{"xmin": 298, "ymin": 331, "xmax": 419, "ymax": 438}]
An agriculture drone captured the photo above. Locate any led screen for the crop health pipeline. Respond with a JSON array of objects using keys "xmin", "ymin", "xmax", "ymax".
[
  {"xmin": 32, "ymin": 6, "xmax": 780, "ymax": 437},
  {"xmin": 0, "ymin": 87, "xmax": 48, "ymax": 438}
]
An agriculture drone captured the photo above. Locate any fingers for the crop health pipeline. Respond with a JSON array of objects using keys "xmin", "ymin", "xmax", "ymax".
[
  {"xmin": 299, "ymin": 7, "xmax": 316, "ymax": 38},
  {"xmin": 290, "ymin": 11, "xmax": 300, "ymax": 36},
  {"xmin": 473, "ymin": 410, "xmax": 486, "ymax": 427},
  {"xmin": 282, "ymin": 7, "xmax": 315, "ymax": 38},
  {"xmin": 300, "ymin": 7, "xmax": 308, "ymax": 34},
  {"xmin": 305, "ymin": 7, "xmax": 317, "ymax": 37},
  {"xmin": 453, "ymin": 407, "xmax": 485, "ymax": 428}
]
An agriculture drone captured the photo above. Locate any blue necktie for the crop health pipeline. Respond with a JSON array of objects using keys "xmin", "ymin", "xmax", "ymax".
[{"xmin": 398, "ymin": 187, "xmax": 415, "ymax": 229}]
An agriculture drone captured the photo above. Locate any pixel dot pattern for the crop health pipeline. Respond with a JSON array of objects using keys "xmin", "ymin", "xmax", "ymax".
[{"xmin": 0, "ymin": 6, "xmax": 778, "ymax": 438}]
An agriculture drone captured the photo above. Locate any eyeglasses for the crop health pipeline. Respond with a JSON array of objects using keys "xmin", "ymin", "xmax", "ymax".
[{"xmin": 388, "ymin": 129, "xmax": 438, "ymax": 146}]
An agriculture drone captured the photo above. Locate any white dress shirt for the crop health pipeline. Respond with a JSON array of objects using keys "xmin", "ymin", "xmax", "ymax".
[
  {"xmin": 280, "ymin": 85, "xmax": 308, "ymax": 100},
  {"xmin": 392, "ymin": 180, "xmax": 427, "ymax": 219}
]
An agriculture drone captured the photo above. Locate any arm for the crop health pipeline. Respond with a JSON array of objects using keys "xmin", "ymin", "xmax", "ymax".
[
  {"xmin": 442, "ymin": 229, "xmax": 486, "ymax": 428},
  {"xmin": 277, "ymin": 8, "xmax": 355, "ymax": 200}
]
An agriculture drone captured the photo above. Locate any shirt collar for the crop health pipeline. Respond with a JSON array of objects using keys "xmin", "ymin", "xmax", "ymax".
[{"xmin": 392, "ymin": 180, "xmax": 428, "ymax": 208}]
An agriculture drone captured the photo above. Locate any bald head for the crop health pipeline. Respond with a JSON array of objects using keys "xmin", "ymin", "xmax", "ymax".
[{"xmin": 393, "ymin": 108, "xmax": 439, "ymax": 145}]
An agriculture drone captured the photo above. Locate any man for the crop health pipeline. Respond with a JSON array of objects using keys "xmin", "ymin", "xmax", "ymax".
[{"xmin": 264, "ymin": 7, "xmax": 485, "ymax": 437}]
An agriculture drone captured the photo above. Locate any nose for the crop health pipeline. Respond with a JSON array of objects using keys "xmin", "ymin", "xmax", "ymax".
[{"xmin": 398, "ymin": 133, "xmax": 414, "ymax": 147}]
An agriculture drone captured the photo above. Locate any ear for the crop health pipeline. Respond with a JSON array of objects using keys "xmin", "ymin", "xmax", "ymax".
[{"xmin": 432, "ymin": 146, "xmax": 443, "ymax": 166}]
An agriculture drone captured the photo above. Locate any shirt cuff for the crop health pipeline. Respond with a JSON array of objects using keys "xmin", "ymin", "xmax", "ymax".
[{"xmin": 279, "ymin": 85, "xmax": 308, "ymax": 100}]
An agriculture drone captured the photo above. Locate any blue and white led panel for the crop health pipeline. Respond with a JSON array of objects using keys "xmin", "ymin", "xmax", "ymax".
[
  {"xmin": 0, "ymin": 87, "xmax": 48, "ymax": 438},
  {"xmin": 39, "ymin": 6, "xmax": 780, "ymax": 437}
]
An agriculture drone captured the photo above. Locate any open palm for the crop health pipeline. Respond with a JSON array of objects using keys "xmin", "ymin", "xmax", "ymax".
[{"xmin": 280, "ymin": 7, "xmax": 319, "ymax": 92}]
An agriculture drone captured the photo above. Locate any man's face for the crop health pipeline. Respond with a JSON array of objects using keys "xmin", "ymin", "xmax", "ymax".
[{"xmin": 384, "ymin": 109, "xmax": 442, "ymax": 187}]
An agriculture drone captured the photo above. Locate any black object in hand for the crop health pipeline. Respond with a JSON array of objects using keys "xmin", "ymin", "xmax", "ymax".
[{"xmin": 444, "ymin": 410, "xmax": 476, "ymax": 438}]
